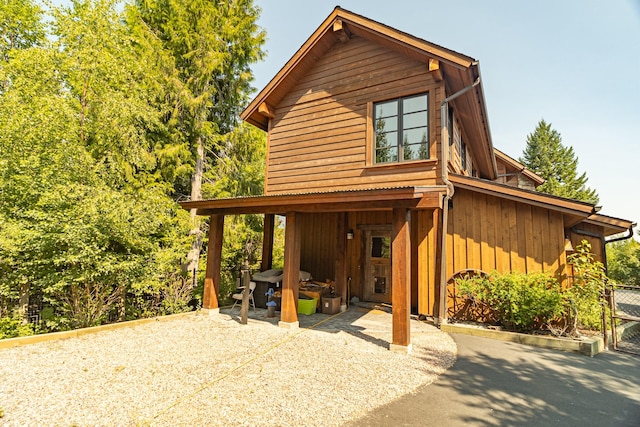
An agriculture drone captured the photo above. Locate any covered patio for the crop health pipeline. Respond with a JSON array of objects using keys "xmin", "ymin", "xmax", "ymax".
[{"xmin": 181, "ymin": 186, "xmax": 447, "ymax": 352}]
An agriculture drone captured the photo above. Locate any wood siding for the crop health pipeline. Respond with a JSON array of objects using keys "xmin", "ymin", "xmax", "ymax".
[
  {"xmin": 447, "ymin": 188, "xmax": 569, "ymax": 281},
  {"xmin": 494, "ymin": 155, "xmax": 538, "ymax": 190},
  {"xmin": 298, "ymin": 213, "xmax": 339, "ymax": 283},
  {"xmin": 266, "ymin": 35, "xmax": 443, "ymax": 195}
]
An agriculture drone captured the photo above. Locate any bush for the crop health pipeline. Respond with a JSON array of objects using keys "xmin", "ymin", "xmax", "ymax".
[
  {"xmin": 0, "ymin": 310, "xmax": 35, "ymax": 339},
  {"xmin": 567, "ymin": 240, "xmax": 606, "ymax": 330},
  {"xmin": 456, "ymin": 271, "xmax": 565, "ymax": 332}
]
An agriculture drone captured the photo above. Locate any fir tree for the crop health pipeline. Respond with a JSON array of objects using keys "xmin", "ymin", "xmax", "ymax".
[{"xmin": 520, "ymin": 119, "xmax": 599, "ymax": 204}]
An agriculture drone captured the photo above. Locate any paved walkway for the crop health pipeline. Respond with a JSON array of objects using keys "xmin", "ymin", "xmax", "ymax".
[{"xmin": 349, "ymin": 333, "xmax": 640, "ymax": 426}]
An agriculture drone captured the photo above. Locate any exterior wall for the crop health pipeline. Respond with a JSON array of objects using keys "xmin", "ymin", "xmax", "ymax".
[
  {"xmin": 446, "ymin": 188, "xmax": 570, "ymax": 282},
  {"xmin": 449, "ymin": 116, "xmax": 474, "ymax": 176},
  {"xmin": 295, "ymin": 193, "xmax": 578, "ymax": 319},
  {"xmin": 416, "ymin": 209, "xmax": 438, "ymax": 316},
  {"xmin": 568, "ymin": 223, "xmax": 605, "ymax": 263},
  {"xmin": 495, "ymin": 157, "xmax": 538, "ymax": 191},
  {"xmin": 345, "ymin": 211, "xmax": 393, "ymax": 302},
  {"xmin": 266, "ymin": 35, "xmax": 444, "ymax": 195},
  {"xmin": 298, "ymin": 212, "xmax": 339, "ymax": 282}
]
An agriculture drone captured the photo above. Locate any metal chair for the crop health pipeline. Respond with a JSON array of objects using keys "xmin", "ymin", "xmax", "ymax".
[{"xmin": 231, "ymin": 281, "xmax": 256, "ymax": 312}]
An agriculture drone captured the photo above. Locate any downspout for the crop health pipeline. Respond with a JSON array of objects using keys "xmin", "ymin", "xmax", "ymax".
[
  {"xmin": 436, "ymin": 73, "xmax": 481, "ymax": 325},
  {"xmin": 570, "ymin": 225, "xmax": 635, "ymax": 275}
]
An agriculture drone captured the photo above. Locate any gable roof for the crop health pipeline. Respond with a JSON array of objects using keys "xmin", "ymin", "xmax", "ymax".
[
  {"xmin": 242, "ymin": 6, "xmax": 497, "ymax": 179},
  {"xmin": 494, "ymin": 148, "xmax": 545, "ymax": 186}
]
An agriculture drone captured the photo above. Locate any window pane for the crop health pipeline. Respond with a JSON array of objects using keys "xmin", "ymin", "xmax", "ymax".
[
  {"xmin": 404, "ymin": 142, "xmax": 429, "ymax": 160},
  {"xmin": 403, "ymin": 111, "xmax": 428, "ymax": 129},
  {"xmin": 375, "ymin": 146, "xmax": 397, "ymax": 163},
  {"xmin": 403, "ymin": 127, "xmax": 428, "ymax": 145},
  {"xmin": 403, "ymin": 94, "xmax": 428, "ymax": 114},
  {"xmin": 371, "ymin": 236, "xmax": 391, "ymax": 258},
  {"xmin": 376, "ymin": 131, "xmax": 397, "ymax": 149},
  {"xmin": 375, "ymin": 101, "xmax": 398, "ymax": 118},
  {"xmin": 374, "ymin": 116, "xmax": 397, "ymax": 133}
]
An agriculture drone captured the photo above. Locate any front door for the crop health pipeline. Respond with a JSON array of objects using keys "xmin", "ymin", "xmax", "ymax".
[{"xmin": 363, "ymin": 229, "xmax": 392, "ymax": 303}]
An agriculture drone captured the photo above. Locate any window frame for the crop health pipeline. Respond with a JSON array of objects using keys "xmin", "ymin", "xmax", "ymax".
[{"xmin": 372, "ymin": 92, "xmax": 430, "ymax": 165}]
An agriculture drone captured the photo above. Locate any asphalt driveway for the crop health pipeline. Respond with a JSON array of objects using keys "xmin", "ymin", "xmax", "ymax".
[{"xmin": 349, "ymin": 333, "xmax": 640, "ymax": 426}]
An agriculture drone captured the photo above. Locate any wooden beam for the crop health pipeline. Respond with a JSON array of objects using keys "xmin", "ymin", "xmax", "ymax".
[
  {"xmin": 433, "ymin": 207, "xmax": 446, "ymax": 321},
  {"xmin": 333, "ymin": 19, "xmax": 351, "ymax": 43},
  {"xmin": 258, "ymin": 102, "xmax": 276, "ymax": 119},
  {"xmin": 203, "ymin": 214, "xmax": 224, "ymax": 309},
  {"xmin": 428, "ymin": 59, "xmax": 443, "ymax": 82},
  {"xmin": 336, "ymin": 212, "xmax": 348, "ymax": 307},
  {"xmin": 261, "ymin": 214, "xmax": 275, "ymax": 271},
  {"xmin": 280, "ymin": 212, "xmax": 301, "ymax": 326},
  {"xmin": 391, "ymin": 208, "xmax": 411, "ymax": 350}
]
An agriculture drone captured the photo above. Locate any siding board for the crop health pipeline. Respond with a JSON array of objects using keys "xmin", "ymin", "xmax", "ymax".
[{"xmin": 266, "ymin": 35, "xmax": 441, "ymax": 195}]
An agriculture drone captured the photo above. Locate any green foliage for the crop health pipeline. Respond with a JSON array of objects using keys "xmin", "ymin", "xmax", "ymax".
[
  {"xmin": 0, "ymin": 0, "xmax": 45, "ymax": 62},
  {"xmin": 567, "ymin": 240, "xmax": 606, "ymax": 330},
  {"xmin": 132, "ymin": 0, "xmax": 266, "ymax": 196},
  {"xmin": 456, "ymin": 271, "xmax": 565, "ymax": 332},
  {"xmin": 520, "ymin": 119, "xmax": 598, "ymax": 204},
  {"xmin": 0, "ymin": 310, "xmax": 34, "ymax": 339},
  {"xmin": 607, "ymin": 239, "xmax": 640, "ymax": 286},
  {"xmin": 0, "ymin": 0, "xmax": 267, "ymax": 335},
  {"xmin": 455, "ymin": 242, "xmax": 608, "ymax": 333}
]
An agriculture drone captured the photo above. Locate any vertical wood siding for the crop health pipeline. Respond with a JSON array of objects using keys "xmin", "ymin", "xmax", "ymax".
[
  {"xmin": 298, "ymin": 213, "xmax": 339, "ymax": 282},
  {"xmin": 266, "ymin": 36, "xmax": 443, "ymax": 194},
  {"xmin": 447, "ymin": 188, "xmax": 569, "ymax": 280}
]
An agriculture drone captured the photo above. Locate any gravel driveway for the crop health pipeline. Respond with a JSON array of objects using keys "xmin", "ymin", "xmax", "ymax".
[{"xmin": 0, "ymin": 307, "xmax": 456, "ymax": 426}]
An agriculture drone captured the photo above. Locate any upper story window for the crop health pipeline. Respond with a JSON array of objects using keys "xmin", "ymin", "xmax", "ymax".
[
  {"xmin": 374, "ymin": 93, "xmax": 429, "ymax": 164},
  {"xmin": 461, "ymin": 140, "xmax": 467, "ymax": 171}
]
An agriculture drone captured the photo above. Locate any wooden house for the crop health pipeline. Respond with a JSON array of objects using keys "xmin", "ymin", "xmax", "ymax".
[{"xmin": 182, "ymin": 7, "xmax": 635, "ymax": 352}]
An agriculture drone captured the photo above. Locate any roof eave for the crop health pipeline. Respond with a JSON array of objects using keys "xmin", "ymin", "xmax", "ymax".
[{"xmin": 242, "ymin": 6, "xmax": 482, "ymax": 131}]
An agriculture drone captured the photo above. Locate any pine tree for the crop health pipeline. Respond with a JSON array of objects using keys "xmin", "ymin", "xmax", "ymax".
[
  {"xmin": 520, "ymin": 119, "xmax": 599, "ymax": 204},
  {"xmin": 132, "ymin": 0, "xmax": 265, "ymax": 286}
]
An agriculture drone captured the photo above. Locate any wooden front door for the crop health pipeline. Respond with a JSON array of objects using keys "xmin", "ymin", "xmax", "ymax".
[{"xmin": 363, "ymin": 229, "xmax": 392, "ymax": 303}]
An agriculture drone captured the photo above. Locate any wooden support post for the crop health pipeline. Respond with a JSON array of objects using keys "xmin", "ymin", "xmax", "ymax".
[
  {"xmin": 435, "ymin": 206, "xmax": 448, "ymax": 324},
  {"xmin": 336, "ymin": 212, "xmax": 348, "ymax": 307},
  {"xmin": 203, "ymin": 214, "xmax": 224, "ymax": 311},
  {"xmin": 280, "ymin": 212, "xmax": 301, "ymax": 328},
  {"xmin": 240, "ymin": 265, "xmax": 250, "ymax": 325},
  {"xmin": 391, "ymin": 208, "xmax": 411, "ymax": 352},
  {"xmin": 261, "ymin": 214, "xmax": 275, "ymax": 272}
]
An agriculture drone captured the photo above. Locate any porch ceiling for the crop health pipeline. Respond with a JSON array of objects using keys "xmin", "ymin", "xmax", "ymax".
[{"xmin": 180, "ymin": 186, "xmax": 446, "ymax": 216}]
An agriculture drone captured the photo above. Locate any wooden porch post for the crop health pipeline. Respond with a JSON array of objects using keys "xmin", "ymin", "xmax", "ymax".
[
  {"xmin": 279, "ymin": 211, "xmax": 301, "ymax": 328},
  {"xmin": 203, "ymin": 214, "xmax": 224, "ymax": 312},
  {"xmin": 435, "ymin": 205, "xmax": 448, "ymax": 324},
  {"xmin": 261, "ymin": 214, "xmax": 275, "ymax": 271},
  {"xmin": 336, "ymin": 212, "xmax": 348, "ymax": 307},
  {"xmin": 391, "ymin": 208, "xmax": 411, "ymax": 353}
]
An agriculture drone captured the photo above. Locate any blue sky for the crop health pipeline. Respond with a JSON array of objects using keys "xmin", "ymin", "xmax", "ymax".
[{"xmin": 251, "ymin": 0, "xmax": 640, "ymax": 233}]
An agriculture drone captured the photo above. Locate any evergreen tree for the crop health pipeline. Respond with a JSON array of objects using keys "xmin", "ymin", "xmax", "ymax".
[
  {"xmin": 520, "ymin": 119, "xmax": 599, "ymax": 204},
  {"xmin": 131, "ymin": 0, "xmax": 265, "ymax": 285}
]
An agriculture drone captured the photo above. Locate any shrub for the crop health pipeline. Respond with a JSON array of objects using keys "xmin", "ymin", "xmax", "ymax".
[
  {"xmin": 567, "ymin": 240, "xmax": 606, "ymax": 330},
  {"xmin": 456, "ymin": 271, "xmax": 565, "ymax": 332},
  {"xmin": 0, "ymin": 310, "xmax": 35, "ymax": 339}
]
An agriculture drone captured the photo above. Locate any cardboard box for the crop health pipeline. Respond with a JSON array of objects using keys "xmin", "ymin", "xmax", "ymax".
[{"xmin": 321, "ymin": 296, "xmax": 341, "ymax": 315}]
